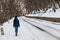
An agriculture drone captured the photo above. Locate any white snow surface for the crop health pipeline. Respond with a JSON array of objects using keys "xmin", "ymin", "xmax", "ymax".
[
  {"xmin": 41, "ymin": 8, "xmax": 60, "ymax": 18},
  {"xmin": 0, "ymin": 17, "xmax": 59, "ymax": 40},
  {"xmin": 22, "ymin": 17, "xmax": 60, "ymax": 38},
  {"xmin": 26, "ymin": 8, "xmax": 60, "ymax": 18}
]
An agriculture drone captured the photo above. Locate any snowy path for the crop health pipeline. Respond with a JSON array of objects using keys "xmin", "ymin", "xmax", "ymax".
[
  {"xmin": 0, "ymin": 17, "xmax": 58, "ymax": 40},
  {"xmin": 23, "ymin": 17, "xmax": 60, "ymax": 38}
]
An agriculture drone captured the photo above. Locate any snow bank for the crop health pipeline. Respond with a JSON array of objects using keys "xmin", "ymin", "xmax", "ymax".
[
  {"xmin": 41, "ymin": 8, "xmax": 60, "ymax": 18},
  {"xmin": 26, "ymin": 8, "xmax": 60, "ymax": 18}
]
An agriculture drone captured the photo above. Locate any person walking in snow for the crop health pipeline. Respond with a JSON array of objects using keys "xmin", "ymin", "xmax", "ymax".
[{"xmin": 13, "ymin": 16, "xmax": 20, "ymax": 36}]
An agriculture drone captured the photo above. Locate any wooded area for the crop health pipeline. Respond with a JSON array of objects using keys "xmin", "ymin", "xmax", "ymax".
[
  {"xmin": 0, "ymin": 0, "xmax": 60, "ymax": 25},
  {"xmin": 24, "ymin": 0, "xmax": 60, "ymax": 13},
  {"xmin": 0, "ymin": 0, "xmax": 22, "ymax": 25}
]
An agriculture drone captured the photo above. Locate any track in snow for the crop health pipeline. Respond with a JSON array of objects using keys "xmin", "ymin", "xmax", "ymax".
[{"xmin": 0, "ymin": 17, "xmax": 58, "ymax": 40}]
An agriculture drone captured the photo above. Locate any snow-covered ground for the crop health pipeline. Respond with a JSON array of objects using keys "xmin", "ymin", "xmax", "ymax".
[
  {"xmin": 26, "ymin": 8, "xmax": 60, "ymax": 18},
  {"xmin": 41, "ymin": 8, "xmax": 60, "ymax": 18},
  {"xmin": 0, "ymin": 17, "xmax": 59, "ymax": 40}
]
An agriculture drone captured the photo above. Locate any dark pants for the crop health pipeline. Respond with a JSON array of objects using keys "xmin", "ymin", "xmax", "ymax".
[{"xmin": 15, "ymin": 27, "xmax": 18, "ymax": 33}]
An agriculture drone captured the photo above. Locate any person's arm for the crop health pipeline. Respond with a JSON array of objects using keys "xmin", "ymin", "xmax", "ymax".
[
  {"xmin": 18, "ymin": 20, "xmax": 20, "ymax": 27},
  {"xmin": 13, "ymin": 20, "xmax": 15, "ymax": 27}
]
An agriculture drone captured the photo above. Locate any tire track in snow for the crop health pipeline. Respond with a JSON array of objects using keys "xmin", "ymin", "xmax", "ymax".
[
  {"xmin": 22, "ymin": 18, "xmax": 59, "ymax": 40},
  {"xmin": 20, "ymin": 19, "xmax": 39, "ymax": 40}
]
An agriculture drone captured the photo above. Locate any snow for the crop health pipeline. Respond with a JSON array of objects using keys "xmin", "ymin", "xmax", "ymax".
[
  {"xmin": 26, "ymin": 8, "xmax": 60, "ymax": 18},
  {"xmin": 0, "ymin": 8, "xmax": 60, "ymax": 40},
  {"xmin": 22, "ymin": 17, "xmax": 60, "ymax": 39},
  {"xmin": 41, "ymin": 8, "xmax": 60, "ymax": 18},
  {"xmin": 26, "ymin": 13, "xmax": 40, "ymax": 16},
  {"xmin": 24, "ymin": 8, "xmax": 60, "ymax": 40},
  {"xmin": 0, "ymin": 17, "xmax": 59, "ymax": 40}
]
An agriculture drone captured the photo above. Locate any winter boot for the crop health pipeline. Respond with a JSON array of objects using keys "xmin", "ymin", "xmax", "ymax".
[{"xmin": 15, "ymin": 33, "xmax": 17, "ymax": 36}]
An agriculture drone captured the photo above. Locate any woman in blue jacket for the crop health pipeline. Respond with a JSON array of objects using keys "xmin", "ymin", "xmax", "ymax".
[{"xmin": 13, "ymin": 16, "xmax": 20, "ymax": 36}]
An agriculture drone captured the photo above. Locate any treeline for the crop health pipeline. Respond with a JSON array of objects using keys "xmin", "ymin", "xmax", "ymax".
[
  {"xmin": 24, "ymin": 0, "xmax": 60, "ymax": 13},
  {"xmin": 0, "ymin": 0, "xmax": 60, "ymax": 24},
  {"xmin": 0, "ymin": 0, "xmax": 22, "ymax": 25}
]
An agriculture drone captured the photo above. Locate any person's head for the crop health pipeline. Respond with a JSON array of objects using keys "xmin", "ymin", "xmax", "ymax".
[{"xmin": 15, "ymin": 16, "xmax": 17, "ymax": 19}]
